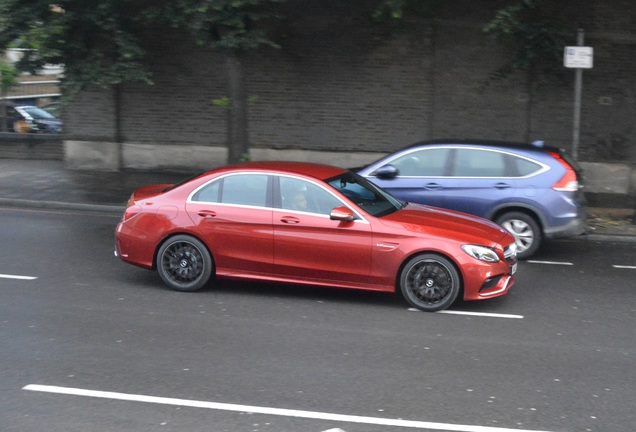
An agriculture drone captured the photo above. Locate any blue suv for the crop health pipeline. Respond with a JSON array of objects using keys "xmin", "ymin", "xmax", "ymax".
[{"xmin": 357, "ymin": 139, "xmax": 587, "ymax": 259}]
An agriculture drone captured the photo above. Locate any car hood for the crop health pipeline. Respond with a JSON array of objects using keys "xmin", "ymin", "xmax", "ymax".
[
  {"xmin": 34, "ymin": 118, "xmax": 62, "ymax": 133},
  {"xmin": 380, "ymin": 203, "xmax": 512, "ymax": 244}
]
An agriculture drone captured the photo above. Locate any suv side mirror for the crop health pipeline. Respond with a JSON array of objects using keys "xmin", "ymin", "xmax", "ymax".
[{"xmin": 373, "ymin": 164, "xmax": 398, "ymax": 180}]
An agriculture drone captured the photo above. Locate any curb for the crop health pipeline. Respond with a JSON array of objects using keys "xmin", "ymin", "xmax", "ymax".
[
  {"xmin": 583, "ymin": 233, "xmax": 636, "ymax": 243},
  {"xmin": 0, "ymin": 198, "xmax": 124, "ymax": 215}
]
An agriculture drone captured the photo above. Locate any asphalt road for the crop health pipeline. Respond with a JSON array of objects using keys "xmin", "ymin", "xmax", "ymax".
[{"xmin": 1, "ymin": 206, "xmax": 635, "ymax": 432}]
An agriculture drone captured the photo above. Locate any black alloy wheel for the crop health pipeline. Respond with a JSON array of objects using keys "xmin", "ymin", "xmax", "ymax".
[
  {"xmin": 156, "ymin": 235, "xmax": 213, "ymax": 292},
  {"xmin": 399, "ymin": 254, "xmax": 461, "ymax": 312}
]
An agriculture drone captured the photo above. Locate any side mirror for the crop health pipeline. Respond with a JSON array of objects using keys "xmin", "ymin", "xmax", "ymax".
[
  {"xmin": 373, "ymin": 164, "xmax": 398, "ymax": 180},
  {"xmin": 330, "ymin": 206, "xmax": 356, "ymax": 222}
]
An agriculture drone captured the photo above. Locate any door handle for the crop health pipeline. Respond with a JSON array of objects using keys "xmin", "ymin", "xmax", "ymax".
[
  {"xmin": 423, "ymin": 183, "xmax": 443, "ymax": 190},
  {"xmin": 494, "ymin": 183, "xmax": 512, "ymax": 189},
  {"xmin": 280, "ymin": 216, "xmax": 300, "ymax": 224},
  {"xmin": 197, "ymin": 210, "xmax": 217, "ymax": 218}
]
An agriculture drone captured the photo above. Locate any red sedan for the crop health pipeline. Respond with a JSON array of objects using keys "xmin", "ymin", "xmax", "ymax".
[{"xmin": 115, "ymin": 162, "xmax": 517, "ymax": 312}]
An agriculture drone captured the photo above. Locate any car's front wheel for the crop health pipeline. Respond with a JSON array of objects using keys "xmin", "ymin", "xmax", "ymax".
[
  {"xmin": 399, "ymin": 254, "xmax": 461, "ymax": 312},
  {"xmin": 156, "ymin": 235, "xmax": 213, "ymax": 292},
  {"xmin": 495, "ymin": 211, "xmax": 541, "ymax": 259}
]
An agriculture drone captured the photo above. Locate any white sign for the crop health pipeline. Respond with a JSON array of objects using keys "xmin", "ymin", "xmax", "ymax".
[{"xmin": 564, "ymin": 46, "xmax": 593, "ymax": 69}]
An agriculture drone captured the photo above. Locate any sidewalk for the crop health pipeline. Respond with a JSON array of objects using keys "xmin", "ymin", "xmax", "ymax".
[
  {"xmin": 1, "ymin": 158, "xmax": 635, "ymax": 242},
  {"xmin": 0, "ymin": 159, "xmax": 193, "ymax": 213}
]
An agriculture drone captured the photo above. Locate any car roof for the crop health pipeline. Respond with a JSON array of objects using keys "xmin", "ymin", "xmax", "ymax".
[
  {"xmin": 208, "ymin": 161, "xmax": 348, "ymax": 181},
  {"xmin": 402, "ymin": 138, "xmax": 563, "ymax": 154}
]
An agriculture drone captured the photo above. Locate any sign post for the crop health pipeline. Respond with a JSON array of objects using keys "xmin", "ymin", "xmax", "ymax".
[{"xmin": 564, "ymin": 29, "xmax": 593, "ymax": 160}]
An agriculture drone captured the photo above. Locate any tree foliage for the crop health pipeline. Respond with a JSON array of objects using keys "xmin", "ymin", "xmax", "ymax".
[
  {"xmin": 0, "ymin": 0, "xmax": 286, "ymax": 163},
  {"xmin": 0, "ymin": 59, "xmax": 20, "ymax": 132},
  {"xmin": 144, "ymin": 0, "xmax": 283, "ymax": 51},
  {"xmin": 373, "ymin": 0, "xmax": 441, "ymax": 28},
  {"xmin": 483, "ymin": 0, "xmax": 570, "ymax": 82},
  {"xmin": 0, "ymin": 59, "xmax": 19, "ymax": 94},
  {"xmin": 0, "ymin": 0, "xmax": 152, "ymax": 97},
  {"xmin": 143, "ymin": 0, "xmax": 285, "ymax": 163}
]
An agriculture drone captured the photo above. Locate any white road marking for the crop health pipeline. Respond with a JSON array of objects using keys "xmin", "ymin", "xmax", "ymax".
[
  {"xmin": 613, "ymin": 265, "xmax": 636, "ymax": 269},
  {"xmin": 0, "ymin": 274, "xmax": 38, "ymax": 280},
  {"xmin": 527, "ymin": 260, "xmax": 573, "ymax": 266},
  {"xmin": 438, "ymin": 310, "xmax": 524, "ymax": 319},
  {"xmin": 23, "ymin": 384, "xmax": 554, "ymax": 432},
  {"xmin": 407, "ymin": 309, "xmax": 523, "ymax": 319}
]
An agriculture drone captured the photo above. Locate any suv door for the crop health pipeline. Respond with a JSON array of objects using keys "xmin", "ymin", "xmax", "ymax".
[
  {"xmin": 366, "ymin": 147, "xmax": 452, "ymax": 209},
  {"xmin": 440, "ymin": 148, "xmax": 515, "ymax": 217}
]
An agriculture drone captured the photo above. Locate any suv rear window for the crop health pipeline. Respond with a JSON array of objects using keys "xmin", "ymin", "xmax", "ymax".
[{"xmin": 452, "ymin": 148, "xmax": 543, "ymax": 177}]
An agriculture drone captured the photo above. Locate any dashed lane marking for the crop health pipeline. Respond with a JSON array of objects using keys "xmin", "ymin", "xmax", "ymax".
[
  {"xmin": 529, "ymin": 261, "xmax": 635, "ymax": 270},
  {"xmin": 437, "ymin": 310, "xmax": 524, "ymax": 319},
  {"xmin": 0, "ymin": 274, "xmax": 38, "ymax": 280},
  {"xmin": 407, "ymin": 309, "xmax": 523, "ymax": 319},
  {"xmin": 23, "ymin": 384, "xmax": 554, "ymax": 432},
  {"xmin": 527, "ymin": 260, "xmax": 573, "ymax": 266}
]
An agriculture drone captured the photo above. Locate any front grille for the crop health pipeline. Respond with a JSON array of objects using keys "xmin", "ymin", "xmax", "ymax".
[{"xmin": 504, "ymin": 243, "xmax": 517, "ymax": 265}]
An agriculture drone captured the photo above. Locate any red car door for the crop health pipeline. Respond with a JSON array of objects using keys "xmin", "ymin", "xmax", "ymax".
[
  {"xmin": 272, "ymin": 176, "xmax": 372, "ymax": 285},
  {"xmin": 185, "ymin": 173, "xmax": 274, "ymax": 276}
]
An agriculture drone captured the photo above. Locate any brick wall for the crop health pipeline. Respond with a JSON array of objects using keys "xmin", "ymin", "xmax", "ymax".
[
  {"xmin": 0, "ymin": 134, "xmax": 63, "ymax": 160},
  {"xmin": 63, "ymin": 0, "xmax": 636, "ymax": 165}
]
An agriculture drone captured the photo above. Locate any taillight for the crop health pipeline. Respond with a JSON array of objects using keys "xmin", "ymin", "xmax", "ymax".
[
  {"xmin": 122, "ymin": 205, "xmax": 142, "ymax": 221},
  {"xmin": 549, "ymin": 152, "xmax": 579, "ymax": 192}
]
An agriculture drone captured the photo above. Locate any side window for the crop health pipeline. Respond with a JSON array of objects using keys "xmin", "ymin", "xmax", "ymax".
[
  {"xmin": 192, "ymin": 174, "xmax": 269, "ymax": 206},
  {"xmin": 280, "ymin": 177, "xmax": 342, "ymax": 215},
  {"xmin": 511, "ymin": 155, "xmax": 543, "ymax": 177},
  {"xmin": 222, "ymin": 174, "xmax": 268, "ymax": 207},
  {"xmin": 452, "ymin": 149, "xmax": 506, "ymax": 177},
  {"xmin": 392, "ymin": 148, "xmax": 450, "ymax": 176},
  {"xmin": 192, "ymin": 180, "xmax": 221, "ymax": 202}
]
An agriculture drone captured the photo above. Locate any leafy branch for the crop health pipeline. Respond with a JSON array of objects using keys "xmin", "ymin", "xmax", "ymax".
[{"xmin": 482, "ymin": 0, "xmax": 570, "ymax": 85}]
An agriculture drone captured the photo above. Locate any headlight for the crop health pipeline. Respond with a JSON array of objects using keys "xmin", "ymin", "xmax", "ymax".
[{"xmin": 461, "ymin": 245, "xmax": 500, "ymax": 263}]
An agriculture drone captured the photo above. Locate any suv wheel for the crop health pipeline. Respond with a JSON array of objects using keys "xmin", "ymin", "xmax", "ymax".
[{"xmin": 495, "ymin": 212, "xmax": 541, "ymax": 259}]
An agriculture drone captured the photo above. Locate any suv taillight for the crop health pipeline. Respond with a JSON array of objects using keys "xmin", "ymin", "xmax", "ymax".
[{"xmin": 549, "ymin": 152, "xmax": 579, "ymax": 192}]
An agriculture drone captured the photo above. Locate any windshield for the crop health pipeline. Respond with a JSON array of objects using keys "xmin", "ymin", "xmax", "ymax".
[
  {"xmin": 20, "ymin": 106, "xmax": 58, "ymax": 120},
  {"xmin": 327, "ymin": 171, "xmax": 405, "ymax": 217}
]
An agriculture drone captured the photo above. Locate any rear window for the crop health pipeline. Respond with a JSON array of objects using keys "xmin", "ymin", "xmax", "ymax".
[
  {"xmin": 451, "ymin": 148, "xmax": 544, "ymax": 177},
  {"xmin": 513, "ymin": 156, "xmax": 543, "ymax": 176}
]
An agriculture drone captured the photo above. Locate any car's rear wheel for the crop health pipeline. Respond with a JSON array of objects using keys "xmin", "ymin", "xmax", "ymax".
[
  {"xmin": 495, "ymin": 211, "xmax": 541, "ymax": 259},
  {"xmin": 157, "ymin": 235, "xmax": 213, "ymax": 292},
  {"xmin": 399, "ymin": 254, "xmax": 460, "ymax": 312}
]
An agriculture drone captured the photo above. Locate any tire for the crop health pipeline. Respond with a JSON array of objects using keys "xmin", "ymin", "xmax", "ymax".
[
  {"xmin": 495, "ymin": 211, "xmax": 541, "ymax": 260},
  {"xmin": 399, "ymin": 254, "xmax": 461, "ymax": 312},
  {"xmin": 156, "ymin": 235, "xmax": 213, "ymax": 292}
]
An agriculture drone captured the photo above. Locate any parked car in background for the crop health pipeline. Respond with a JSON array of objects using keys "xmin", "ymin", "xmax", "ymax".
[
  {"xmin": 115, "ymin": 162, "xmax": 518, "ymax": 312},
  {"xmin": 357, "ymin": 139, "xmax": 587, "ymax": 259},
  {"xmin": 0, "ymin": 104, "xmax": 62, "ymax": 134}
]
